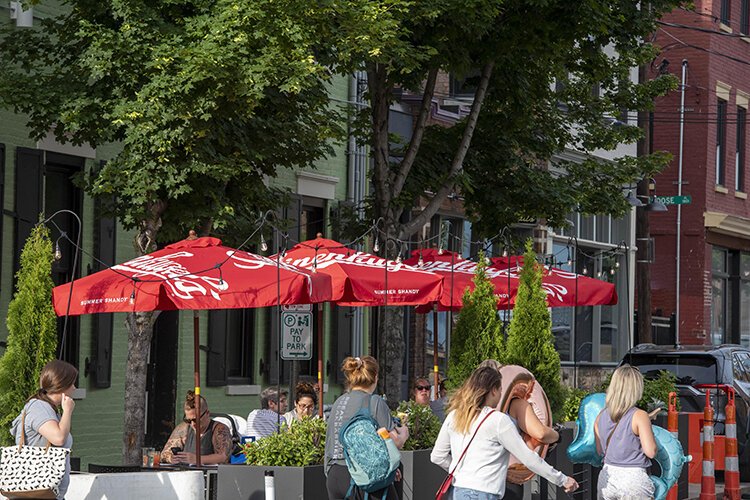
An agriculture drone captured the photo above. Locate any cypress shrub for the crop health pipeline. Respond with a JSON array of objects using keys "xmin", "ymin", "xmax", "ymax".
[
  {"xmin": 0, "ymin": 224, "xmax": 58, "ymax": 445},
  {"xmin": 502, "ymin": 239, "xmax": 564, "ymax": 415},
  {"xmin": 447, "ymin": 251, "xmax": 504, "ymax": 388}
]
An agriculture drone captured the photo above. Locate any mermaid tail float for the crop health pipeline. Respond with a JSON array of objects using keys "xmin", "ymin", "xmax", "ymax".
[{"xmin": 566, "ymin": 393, "xmax": 691, "ymax": 500}]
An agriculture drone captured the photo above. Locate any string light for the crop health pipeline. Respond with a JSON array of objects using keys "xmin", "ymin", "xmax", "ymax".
[
  {"xmin": 610, "ymin": 268, "xmax": 616, "ymax": 275},
  {"xmin": 54, "ymin": 241, "xmax": 62, "ymax": 261},
  {"xmin": 312, "ymin": 255, "xmax": 318, "ymax": 273},
  {"xmin": 502, "ymin": 248, "xmax": 508, "ymax": 257},
  {"xmin": 129, "ymin": 289, "xmax": 136, "ymax": 305},
  {"xmin": 418, "ymin": 251, "xmax": 424, "ymax": 267},
  {"xmin": 260, "ymin": 233, "xmax": 268, "ymax": 253},
  {"xmin": 582, "ymin": 266, "xmax": 588, "ymax": 275},
  {"xmin": 373, "ymin": 238, "xmax": 380, "ymax": 253}
]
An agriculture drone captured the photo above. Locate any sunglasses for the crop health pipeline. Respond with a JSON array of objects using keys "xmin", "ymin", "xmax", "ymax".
[
  {"xmin": 183, "ymin": 409, "xmax": 208, "ymax": 424},
  {"xmin": 415, "ymin": 386, "xmax": 430, "ymax": 391}
]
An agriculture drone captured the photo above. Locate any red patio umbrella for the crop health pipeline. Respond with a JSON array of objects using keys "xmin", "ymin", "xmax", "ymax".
[
  {"xmin": 277, "ymin": 236, "xmax": 443, "ymax": 415},
  {"xmin": 52, "ymin": 236, "xmax": 332, "ymax": 465},
  {"xmin": 278, "ymin": 237, "xmax": 443, "ymax": 306},
  {"xmin": 405, "ymin": 249, "xmax": 617, "ymax": 311},
  {"xmin": 488, "ymin": 255, "xmax": 618, "ymax": 309}
]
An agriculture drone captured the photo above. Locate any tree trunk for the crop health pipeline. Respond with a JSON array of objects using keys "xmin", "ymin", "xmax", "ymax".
[
  {"xmin": 378, "ymin": 306, "xmax": 405, "ymax": 407},
  {"xmin": 122, "ymin": 310, "xmax": 159, "ymax": 464},
  {"xmin": 122, "ymin": 202, "xmax": 165, "ymax": 465}
]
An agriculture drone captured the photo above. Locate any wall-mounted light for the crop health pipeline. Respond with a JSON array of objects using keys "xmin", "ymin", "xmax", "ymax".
[{"xmin": 9, "ymin": 2, "xmax": 33, "ymax": 27}]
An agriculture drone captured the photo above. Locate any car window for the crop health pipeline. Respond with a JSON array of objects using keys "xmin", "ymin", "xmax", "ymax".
[
  {"xmin": 741, "ymin": 354, "xmax": 750, "ymax": 382},
  {"xmin": 627, "ymin": 354, "xmax": 720, "ymax": 385},
  {"xmin": 733, "ymin": 353, "xmax": 750, "ymax": 383}
]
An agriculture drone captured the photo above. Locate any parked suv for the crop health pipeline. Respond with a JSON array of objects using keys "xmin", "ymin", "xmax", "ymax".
[{"xmin": 623, "ymin": 343, "xmax": 750, "ymax": 478}]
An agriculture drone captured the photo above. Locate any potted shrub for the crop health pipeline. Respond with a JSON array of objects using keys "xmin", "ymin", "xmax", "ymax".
[
  {"xmin": 393, "ymin": 401, "xmax": 446, "ymax": 500},
  {"xmin": 217, "ymin": 417, "xmax": 327, "ymax": 499}
]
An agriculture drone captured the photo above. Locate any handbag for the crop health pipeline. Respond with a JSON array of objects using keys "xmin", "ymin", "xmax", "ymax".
[
  {"xmin": 0, "ymin": 410, "xmax": 70, "ymax": 499},
  {"xmin": 436, "ymin": 410, "xmax": 496, "ymax": 500}
]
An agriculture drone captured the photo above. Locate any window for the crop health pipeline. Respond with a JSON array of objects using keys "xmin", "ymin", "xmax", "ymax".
[
  {"xmin": 717, "ymin": 99, "xmax": 728, "ymax": 186},
  {"xmin": 712, "ymin": 247, "xmax": 730, "ymax": 344},
  {"xmin": 550, "ymin": 241, "xmax": 627, "ymax": 364},
  {"xmin": 207, "ymin": 309, "xmax": 255, "ymax": 385},
  {"xmin": 722, "ymin": 0, "xmax": 732, "ymax": 24},
  {"xmin": 741, "ymin": 254, "xmax": 750, "ymax": 347},
  {"xmin": 737, "ymin": 107, "xmax": 747, "ymax": 191},
  {"xmin": 742, "ymin": 0, "xmax": 750, "ymax": 33}
]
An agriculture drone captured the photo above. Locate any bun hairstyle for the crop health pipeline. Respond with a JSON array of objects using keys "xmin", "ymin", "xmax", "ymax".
[
  {"xmin": 341, "ymin": 356, "xmax": 378, "ymax": 389},
  {"xmin": 32, "ymin": 360, "xmax": 78, "ymax": 409},
  {"xmin": 184, "ymin": 390, "xmax": 208, "ymax": 411},
  {"xmin": 295, "ymin": 382, "xmax": 318, "ymax": 405}
]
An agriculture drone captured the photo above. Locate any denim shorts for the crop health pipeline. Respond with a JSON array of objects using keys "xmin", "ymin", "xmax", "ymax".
[{"xmin": 452, "ymin": 486, "xmax": 501, "ymax": 500}]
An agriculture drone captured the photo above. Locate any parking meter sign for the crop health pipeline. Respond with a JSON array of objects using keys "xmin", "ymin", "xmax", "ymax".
[{"xmin": 280, "ymin": 311, "xmax": 312, "ymax": 360}]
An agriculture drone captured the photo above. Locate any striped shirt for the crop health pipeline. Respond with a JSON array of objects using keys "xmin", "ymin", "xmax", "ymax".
[{"xmin": 246, "ymin": 409, "xmax": 286, "ymax": 439}]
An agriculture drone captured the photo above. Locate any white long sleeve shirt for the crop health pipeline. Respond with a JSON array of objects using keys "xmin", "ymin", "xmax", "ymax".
[{"xmin": 430, "ymin": 407, "xmax": 567, "ymax": 496}]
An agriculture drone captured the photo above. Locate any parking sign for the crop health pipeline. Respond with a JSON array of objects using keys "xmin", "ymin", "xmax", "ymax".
[{"xmin": 280, "ymin": 309, "xmax": 313, "ymax": 360}]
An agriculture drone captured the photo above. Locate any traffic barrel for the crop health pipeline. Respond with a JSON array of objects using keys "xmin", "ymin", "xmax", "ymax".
[
  {"xmin": 700, "ymin": 389, "xmax": 715, "ymax": 500},
  {"xmin": 667, "ymin": 392, "xmax": 679, "ymax": 500},
  {"xmin": 723, "ymin": 387, "xmax": 740, "ymax": 500}
]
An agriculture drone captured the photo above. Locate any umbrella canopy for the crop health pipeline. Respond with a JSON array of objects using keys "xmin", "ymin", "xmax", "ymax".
[
  {"xmin": 489, "ymin": 255, "xmax": 618, "ymax": 309},
  {"xmin": 277, "ymin": 237, "xmax": 443, "ymax": 306},
  {"xmin": 404, "ymin": 249, "xmax": 513, "ymax": 312},
  {"xmin": 405, "ymin": 249, "xmax": 617, "ymax": 311},
  {"xmin": 53, "ymin": 236, "xmax": 332, "ymax": 315}
]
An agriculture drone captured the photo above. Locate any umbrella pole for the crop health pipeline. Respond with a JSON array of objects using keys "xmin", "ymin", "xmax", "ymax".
[
  {"xmin": 193, "ymin": 310, "xmax": 202, "ymax": 467},
  {"xmin": 317, "ymin": 303, "xmax": 324, "ymax": 418},
  {"xmin": 432, "ymin": 307, "xmax": 439, "ymax": 399}
]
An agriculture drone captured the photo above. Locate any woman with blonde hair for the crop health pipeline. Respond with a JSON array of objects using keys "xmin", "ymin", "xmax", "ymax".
[
  {"xmin": 324, "ymin": 356, "xmax": 409, "ymax": 499},
  {"xmin": 594, "ymin": 365, "xmax": 656, "ymax": 500},
  {"xmin": 431, "ymin": 366, "xmax": 578, "ymax": 499},
  {"xmin": 10, "ymin": 360, "xmax": 78, "ymax": 500}
]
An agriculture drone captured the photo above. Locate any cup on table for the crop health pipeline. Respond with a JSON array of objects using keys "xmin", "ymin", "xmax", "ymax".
[
  {"xmin": 152, "ymin": 451, "xmax": 160, "ymax": 467},
  {"xmin": 142, "ymin": 447, "xmax": 155, "ymax": 467}
]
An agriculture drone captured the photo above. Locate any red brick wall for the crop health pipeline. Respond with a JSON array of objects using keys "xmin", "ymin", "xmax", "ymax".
[{"xmin": 648, "ymin": 1, "xmax": 750, "ymax": 344}]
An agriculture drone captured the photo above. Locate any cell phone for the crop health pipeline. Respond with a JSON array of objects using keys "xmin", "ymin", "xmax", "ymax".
[
  {"xmin": 171, "ymin": 447, "xmax": 182, "ymax": 455},
  {"xmin": 392, "ymin": 416, "xmax": 402, "ymax": 427}
]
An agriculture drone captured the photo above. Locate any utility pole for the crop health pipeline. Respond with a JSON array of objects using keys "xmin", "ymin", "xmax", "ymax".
[{"xmin": 636, "ymin": 63, "xmax": 653, "ymax": 345}]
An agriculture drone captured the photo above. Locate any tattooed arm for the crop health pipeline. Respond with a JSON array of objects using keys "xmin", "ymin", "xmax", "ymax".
[
  {"xmin": 160, "ymin": 423, "xmax": 188, "ymax": 464},
  {"xmin": 204, "ymin": 422, "xmax": 232, "ymax": 464}
]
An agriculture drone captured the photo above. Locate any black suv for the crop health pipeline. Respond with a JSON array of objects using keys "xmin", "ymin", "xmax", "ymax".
[{"xmin": 623, "ymin": 343, "xmax": 750, "ymax": 478}]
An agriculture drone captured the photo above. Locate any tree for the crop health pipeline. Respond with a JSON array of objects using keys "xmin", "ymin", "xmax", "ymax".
[
  {"xmin": 321, "ymin": 0, "xmax": 678, "ymax": 400},
  {"xmin": 0, "ymin": 224, "xmax": 58, "ymax": 445},
  {"xmin": 447, "ymin": 252, "xmax": 504, "ymax": 388},
  {"xmin": 503, "ymin": 240, "xmax": 563, "ymax": 413},
  {"xmin": 0, "ymin": 1, "xmax": 344, "ymax": 463}
]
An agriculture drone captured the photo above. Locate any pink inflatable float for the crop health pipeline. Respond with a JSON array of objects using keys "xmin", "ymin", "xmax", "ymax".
[{"xmin": 496, "ymin": 365, "xmax": 552, "ymax": 485}]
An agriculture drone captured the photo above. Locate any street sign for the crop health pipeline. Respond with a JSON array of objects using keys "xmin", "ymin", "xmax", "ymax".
[
  {"xmin": 280, "ymin": 310, "xmax": 313, "ymax": 360},
  {"xmin": 650, "ymin": 195, "xmax": 692, "ymax": 205}
]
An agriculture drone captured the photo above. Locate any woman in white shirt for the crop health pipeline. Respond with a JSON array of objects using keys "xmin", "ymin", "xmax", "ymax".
[{"xmin": 430, "ymin": 366, "xmax": 578, "ymax": 499}]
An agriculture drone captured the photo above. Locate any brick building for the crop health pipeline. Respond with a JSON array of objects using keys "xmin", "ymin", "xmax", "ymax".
[{"xmin": 649, "ymin": 1, "xmax": 750, "ymax": 346}]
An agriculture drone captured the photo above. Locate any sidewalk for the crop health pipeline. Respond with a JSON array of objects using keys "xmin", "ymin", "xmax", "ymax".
[{"xmin": 687, "ymin": 481, "xmax": 750, "ymax": 499}]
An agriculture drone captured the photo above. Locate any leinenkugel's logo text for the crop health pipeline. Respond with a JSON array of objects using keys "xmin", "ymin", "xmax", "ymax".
[
  {"xmin": 416, "ymin": 260, "xmax": 574, "ymax": 303},
  {"xmin": 83, "ymin": 250, "xmax": 312, "ymax": 305}
]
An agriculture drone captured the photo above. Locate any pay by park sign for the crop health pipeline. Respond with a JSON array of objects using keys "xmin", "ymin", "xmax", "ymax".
[{"xmin": 280, "ymin": 304, "xmax": 313, "ymax": 360}]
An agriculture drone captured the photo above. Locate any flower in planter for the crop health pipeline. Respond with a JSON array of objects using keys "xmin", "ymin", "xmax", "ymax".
[
  {"xmin": 392, "ymin": 401, "xmax": 441, "ymax": 451},
  {"xmin": 242, "ymin": 417, "xmax": 327, "ymax": 466}
]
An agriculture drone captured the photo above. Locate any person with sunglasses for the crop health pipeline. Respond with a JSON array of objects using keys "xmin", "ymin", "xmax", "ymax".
[
  {"xmin": 160, "ymin": 390, "xmax": 232, "ymax": 465},
  {"xmin": 412, "ymin": 378, "xmax": 432, "ymax": 406}
]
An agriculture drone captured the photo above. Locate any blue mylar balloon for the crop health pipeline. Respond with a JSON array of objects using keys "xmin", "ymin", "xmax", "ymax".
[{"xmin": 566, "ymin": 392, "xmax": 691, "ymax": 500}]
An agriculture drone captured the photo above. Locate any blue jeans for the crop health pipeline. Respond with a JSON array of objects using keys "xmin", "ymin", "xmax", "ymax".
[{"xmin": 452, "ymin": 486, "xmax": 500, "ymax": 500}]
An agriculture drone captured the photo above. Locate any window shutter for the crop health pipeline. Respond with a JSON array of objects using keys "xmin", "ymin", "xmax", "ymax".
[
  {"xmin": 334, "ymin": 305, "xmax": 353, "ymax": 384},
  {"xmin": 91, "ymin": 190, "xmax": 116, "ymax": 388},
  {"xmin": 14, "ymin": 147, "xmax": 43, "ymax": 276},
  {"xmin": 206, "ymin": 310, "xmax": 228, "ymax": 386}
]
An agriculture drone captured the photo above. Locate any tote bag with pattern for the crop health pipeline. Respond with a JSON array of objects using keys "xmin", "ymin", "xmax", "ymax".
[{"xmin": 0, "ymin": 410, "xmax": 69, "ymax": 499}]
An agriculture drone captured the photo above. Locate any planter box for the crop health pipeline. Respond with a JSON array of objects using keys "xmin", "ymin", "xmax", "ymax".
[
  {"xmin": 400, "ymin": 449, "xmax": 446, "ymax": 500},
  {"xmin": 217, "ymin": 464, "xmax": 326, "ymax": 500}
]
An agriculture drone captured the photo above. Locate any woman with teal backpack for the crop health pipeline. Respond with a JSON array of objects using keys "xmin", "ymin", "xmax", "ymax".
[{"xmin": 324, "ymin": 356, "xmax": 409, "ymax": 499}]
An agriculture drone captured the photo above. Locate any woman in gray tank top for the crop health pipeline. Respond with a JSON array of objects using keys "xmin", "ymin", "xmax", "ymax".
[{"xmin": 594, "ymin": 365, "xmax": 657, "ymax": 500}]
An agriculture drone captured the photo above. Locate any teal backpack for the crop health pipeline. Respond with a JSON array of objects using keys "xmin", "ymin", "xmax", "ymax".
[{"xmin": 338, "ymin": 394, "xmax": 401, "ymax": 499}]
